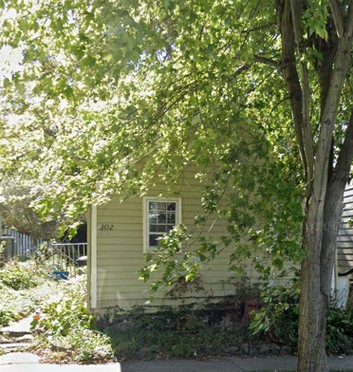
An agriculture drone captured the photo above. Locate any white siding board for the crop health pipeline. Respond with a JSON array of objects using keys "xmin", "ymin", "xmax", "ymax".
[
  {"xmin": 337, "ymin": 185, "xmax": 353, "ymax": 274},
  {"xmin": 341, "ymin": 210, "xmax": 353, "ymax": 217},
  {"xmin": 343, "ymin": 196, "xmax": 353, "ymax": 204},
  {"xmin": 337, "ymin": 242, "xmax": 353, "ymax": 248}
]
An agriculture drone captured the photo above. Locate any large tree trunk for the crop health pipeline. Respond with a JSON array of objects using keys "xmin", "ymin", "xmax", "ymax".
[
  {"xmin": 275, "ymin": 1, "xmax": 353, "ymax": 370},
  {"xmin": 298, "ymin": 202, "xmax": 328, "ymax": 371},
  {"xmin": 297, "ymin": 113, "xmax": 353, "ymax": 372},
  {"xmin": 297, "ymin": 180, "xmax": 346, "ymax": 371}
]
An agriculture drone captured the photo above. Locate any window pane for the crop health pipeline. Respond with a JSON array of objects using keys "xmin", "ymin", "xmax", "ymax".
[
  {"xmin": 157, "ymin": 202, "xmax": 167, "ymax": 211},
  {"xmin": 157, "ymin": 213, "xmax": 166, "ymax": 223},
  {"xmin": 167, "ymin": 213, "xmax": 175, "ymax": 224},
  {"xmin": 149, "ymin": 234, "xmax": 162, "ymax": 246},
  {"xmin": 167, "ymin": 203, "xmax": 176, "ymax": 211},
  {"xmin": 149, "ymin": 215, "xmax": 157, "ymax": 224},
  {"xmin": 150, "ymin": 224, "xmax": 159, "ymax": 232},
  {"xmin": 149, "ymin": 202, "xmax": 158, "ymax": 212}
]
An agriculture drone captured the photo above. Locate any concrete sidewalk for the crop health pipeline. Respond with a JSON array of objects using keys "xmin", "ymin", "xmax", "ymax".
[{"xmin": 1, "ymin": 353, "xmax": 353, "ymax": 371}]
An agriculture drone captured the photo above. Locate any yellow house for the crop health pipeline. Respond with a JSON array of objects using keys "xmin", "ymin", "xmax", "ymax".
[
  {"xmin": 85, "ymin": 160, "xmax": 353, "ymax": 315},
  {"xmin": 86, "ymin": 165, "xmax": 257, "ymax": 314}
]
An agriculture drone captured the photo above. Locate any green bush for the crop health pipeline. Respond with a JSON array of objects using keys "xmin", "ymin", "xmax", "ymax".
[
  {"xmin": 326, "ymin": 307, "xmax": 353, "ymax": 354},
  {"xmin": 98, "ymin": 302, "xmax": 251, "ymax": 359},
  {"xmin": 250, "ymin": 282, "xmax": 299, "ymax": 348},
  {"xmin": 0, "ymin": 261, "xmax": 38, "ymax": 290},
  {"xmin": 0, "ymin": 277, "xmax": 45, "ymax": 326},
  {"xmin": 32, "ymin": 276, "xmax": 113, "ymax": 363},
  {"xmin": 0, "ymin": 282, "xmax": 16, "ymax": 325},
  {"xmin": 251, "ymin": 280, "xmax": 353, "ymax": 355}
]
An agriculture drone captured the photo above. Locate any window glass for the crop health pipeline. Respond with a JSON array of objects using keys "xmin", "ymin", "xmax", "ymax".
[{"xmin": 146, "ymin": 199, "xmax": 180, "ymax": 252}]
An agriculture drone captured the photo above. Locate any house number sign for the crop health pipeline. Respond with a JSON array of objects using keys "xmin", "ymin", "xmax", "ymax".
[{"xmin": 98, "ymin": 224, "xmax": 115, "ymax": 231}]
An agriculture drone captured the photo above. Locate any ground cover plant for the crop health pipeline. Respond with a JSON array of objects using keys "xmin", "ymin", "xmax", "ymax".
[
  {"xmin": 0, "ymin": 260, "xmax": 51, "ymax": 326},
  {"xmin": 2, "ymin": 256, "xmax": 353, "ymax": 363},
  {"xmin": 97, "ymin": 299, "xmax": 288, "ymax": 361},
  {"xmin": 0, "ymin": 260, "xmax": 39, "ymax": 290},
  {"xmin": 31, "ymin": 274, "xmax": 113, "ymax": 364},
  {"xmin": 251, "ymin": 280, "xmax": 353, "ymax": 356},
  {"xmin": 97, "ymin": 278, "xmax": 353, "ymax": 361},
  {"xmin": 0, "ymin": 258, "xmax": 113, "ymax": 363}
]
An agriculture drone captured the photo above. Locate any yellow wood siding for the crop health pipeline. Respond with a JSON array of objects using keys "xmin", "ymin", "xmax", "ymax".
[{"xmin": 93, "ymin": 166, "xmax": 256, "ymax": 312}]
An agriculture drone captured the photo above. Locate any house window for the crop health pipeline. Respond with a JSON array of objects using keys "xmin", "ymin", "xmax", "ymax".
[{"xmin": 143, "ymin": 197, "xmax": 181, "ymax": 253}]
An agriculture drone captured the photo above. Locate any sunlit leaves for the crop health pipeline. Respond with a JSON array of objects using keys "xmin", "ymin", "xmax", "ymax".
[
  {"xmin": 0, "ymin": 0, "xmax": 312, "ymax": 285},
  {"xmin": 303, "ymin": 0, "xmax": 329, "ymax": 40}
]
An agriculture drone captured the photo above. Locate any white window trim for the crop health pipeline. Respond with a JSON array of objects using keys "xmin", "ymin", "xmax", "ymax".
[{"xmin": 143, "ymin": 197, "xmax": 182, "ymax": 253}]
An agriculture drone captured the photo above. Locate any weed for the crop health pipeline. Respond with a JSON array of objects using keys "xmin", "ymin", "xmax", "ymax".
[{"xmin": 250, "ymin": 281, "xmax": 299, "ymax": 348}]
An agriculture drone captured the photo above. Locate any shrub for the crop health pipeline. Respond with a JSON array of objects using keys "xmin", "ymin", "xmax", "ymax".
[
  {"xmin": 98, "ymin": 301, "xmax": 253, "ymax": 360},
  {"xmin": 326, "ymin": 307, "xmax": 353, "ymax": 354},
  {"xmin": 0, "ymin": 282, "xmax": 16, "ymax": 325},
  {"xmin": 0, "ymin": 279, "xmax": 43, "ymax": 326},
  {"xmin": 250, "ymin": 281, "xmax": 299, "ymax": 348},
  {"xmin": 0, "ymin": 261, "xmax": 39, "ymax": 290},
  {"xmin": 251, "ymin": 279, "xmax": 353, "ymax": 355},
  {"xmin": 32, "ymin": 276, "xmax": 113, "ymax": 363}
]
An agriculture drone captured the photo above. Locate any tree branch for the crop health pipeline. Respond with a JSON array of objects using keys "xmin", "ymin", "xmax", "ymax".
[
  {"xmin": 315, "ymin": 1, "xmax": 353, "ymax": 192},
  {"xmin": 290, "ymin": 0, "xmax": 304, "ymax": 51},
  {"xmin": 329, "ymin": 0, "xmax": 344, "ymax": 38},
  {"xmin": 254, "ymin": 55, "xmax": 281, "ymax": 69},
  {"xmin": 276, "ymin": 0, "xmax": 310, "ymax": 180},
  {"xmin": 242, "ymin": 22, "xmax": 277, "ymax": 34},
  {"xmin": 346, "ymin": 0, "xmax": 353, "ymax": 36},
  {"xmin": 290, "ymin": 0, "xmax": 314, "ymax": 180},
  {"xmin": 335, "ymin": 109, "xmax": 353, "ymax": 180}
]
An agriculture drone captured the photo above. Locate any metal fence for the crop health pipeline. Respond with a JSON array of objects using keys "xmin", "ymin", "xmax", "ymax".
[
  {"xmin": 1, "ymin": 227, "xmax": 42, "ymax": 259},
  {"xmin": 0, "ymin": 228, "xmax": 87, "ymax": 277},
  {"xmin": 49, "ymin": 242, "xmax": 87, "ymax": 276}
]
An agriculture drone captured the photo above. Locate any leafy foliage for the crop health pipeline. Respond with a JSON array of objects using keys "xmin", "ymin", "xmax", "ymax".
[
  {"xmin": 0, "ymin": 0, "xmax": 305, "ymax": 286},
  {"xmin": 0, "ymin": 179, "xmax": 59, "ymax": 242},
  {"xmin": 0, "ymin": 261, "xmax": 39, "ymax": 290},
  {"xmin": 326, "ymin": 307, "xmax": 353, "ymax": 354},
  {"xmin": 99, "ymin": 301, "xmax": 257, "ymax": 359},
  {"xmin": 0, "ymin": 283, "xmax": 17, "ymax": 326},
  {"xmin": 250, "ymin": 278, "xmax": 300, "ymax": 348},
  {"xmin": 0, "ymin": 261, "xmax": 57, "ymax": 326},
  {"xmin": 2, "ymin": 2, "xmax": 353, "ymax": 368},
  {"xmin": 251, "ymin": 278, "xmax": 353, "ymax": 355},
  {"xmin": 32, "ymin": 275, "xmax": 113, "ymax": 363}
]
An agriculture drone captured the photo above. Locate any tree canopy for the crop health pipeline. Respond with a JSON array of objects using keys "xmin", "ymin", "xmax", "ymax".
[
  {"xmin": 2, "ymin": 1, "xmax": 300, "ymax": 235},
  {"xmin": 0, "ymin": 0, "xmax": 302, "ymax": 255}
]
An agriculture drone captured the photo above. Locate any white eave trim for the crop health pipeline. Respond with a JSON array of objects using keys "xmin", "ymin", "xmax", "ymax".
[{"xmin": 90, "ymin": 205, "xmax": 98, "ymax": 309}]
